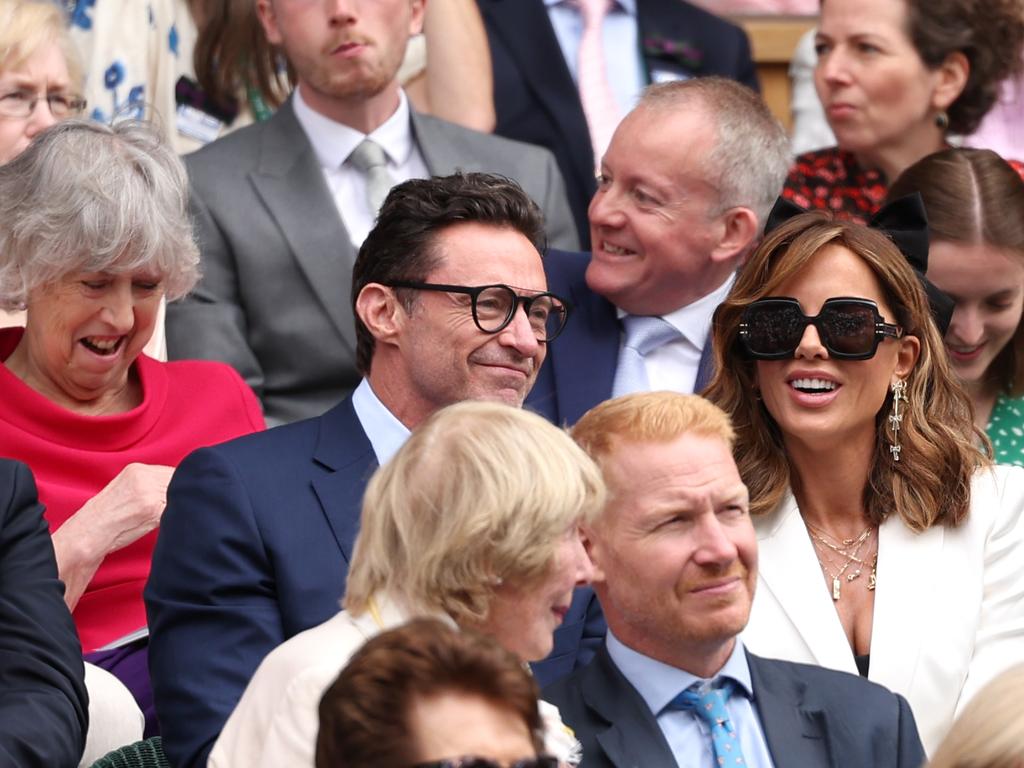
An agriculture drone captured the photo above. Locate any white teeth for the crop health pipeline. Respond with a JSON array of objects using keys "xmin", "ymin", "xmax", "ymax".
[
  {"xmin": 602, "ymin": 242, "xmax": 632, "ymax": 255},
  {"xmin": 791, "ymin": 378, "xmax": 837, "ymax": 392}
]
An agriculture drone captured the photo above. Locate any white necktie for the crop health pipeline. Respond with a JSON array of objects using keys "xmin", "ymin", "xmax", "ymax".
[
  {"xmin": 348, "ymin": 138, "xmax": 396, "ymax": 214},
  {"xmin": 612, "ymin": 315, "xmax": 682, "ymax": 397}
]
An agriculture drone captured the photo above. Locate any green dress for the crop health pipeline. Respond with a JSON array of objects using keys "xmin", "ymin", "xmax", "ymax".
[{"xmin": 987, "ymin": 393, "xmax": 1024, "ymax": 467}]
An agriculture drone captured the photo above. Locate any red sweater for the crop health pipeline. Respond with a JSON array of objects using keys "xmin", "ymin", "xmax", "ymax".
[{"xmin": 0, "ymin": 328, "xmax": 265, "ymax": 651}]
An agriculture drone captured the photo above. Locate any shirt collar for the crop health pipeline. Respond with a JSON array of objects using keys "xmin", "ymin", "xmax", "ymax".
[
  {"xmin": 350, "ymin": 378, "xmax": 411, "ymax": 465},
  {"xmin": 662, "ymin": 273, "xmax": 736, "ymax": 348},
  {"xmin": 544, "ymin": 0, "xmax": 636, "ymax": 14},
  {"xmin": 605, "ymin": 631, "xmax": 754, "ymax": 717},
  {"xmin": 292, "ymin": 86, "xmax": 414, "ymax": 171}
]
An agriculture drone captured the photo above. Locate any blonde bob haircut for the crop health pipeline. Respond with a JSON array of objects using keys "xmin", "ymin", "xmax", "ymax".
[
  {"xmin": 0, "ymin": 0, "xmax": 83, "ymax": 91},
  {"xmin": 344, "ymin": 401, "xmax": 606, "ymax": 624},
  {"xmin": 704, "ymin": 210, "xmax": 987, "ymax": 531},
  {"xmin": 927, "ymin": 663, "xmax": 1024, "ymax": 768},
  {"xmin": 571, "ymin": 391, "xmax": 735, "ymax": 497}
]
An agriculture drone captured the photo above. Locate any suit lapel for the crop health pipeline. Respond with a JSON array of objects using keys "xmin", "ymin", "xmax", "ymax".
[
  {"xmin": 310, "ymin": 398, "xmax": 378, "ymax": 564},
  {"xmin": 754, "ymin": 495, "xmax": 859, "ymax": 674},
  {"xmin": 249, "ymin": 99, "xmax": 359, "ymax": 355},
  {"xmin": 748, "ymin": 653, "xmax": 835, "ymax": 766},
  {"xmin": 869, "ymin": 517, "xmax": 943, "ymax": 695},
  {"xmin": 552, "ymin": 286, "xmax": 620, "ymax": 426},
  {"xmin": 583, "ymin": 647, "xmax": 679, "ymax": 768},
  {"xmin": 478, "ymin": 0, "xmax": 595, "ymax": 186}
]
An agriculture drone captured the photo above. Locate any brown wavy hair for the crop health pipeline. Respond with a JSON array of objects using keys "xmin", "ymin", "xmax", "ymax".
[{"xmin": 704, "ymin": 210, "xmax": 988, "ymax": 531}]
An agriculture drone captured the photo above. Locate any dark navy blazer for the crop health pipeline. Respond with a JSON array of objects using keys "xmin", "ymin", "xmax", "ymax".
[
  {"xmin": 544, "ymin": 644, "xmax": 927, "ymax": 768},
  {"xmin": 0, "ymin": 459, "xmax": 88, "ymax": 766},
  {"xmin": 479, "ymin": 0, "xmax": 759, "ymax": 246},
  {"xmin": 146, "ymin": 395, "xmax": 601, "ymax": 765}
]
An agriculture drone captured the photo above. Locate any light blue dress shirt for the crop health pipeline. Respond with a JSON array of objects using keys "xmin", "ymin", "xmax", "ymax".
[
  {"xmin": 606, "ymin": 632, "xmax": 776, "ymax": 768},
  {"xmin": 350, "ymin": 378, "xmax": 411, "ymax": 466},
  {"xmin": 544, "ymin": 0, "xmax": 646, "ymax": 118}
]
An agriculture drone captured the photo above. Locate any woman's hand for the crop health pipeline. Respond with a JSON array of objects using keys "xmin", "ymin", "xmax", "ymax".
[{"xmin": 51, "ymin": 463, "xmax": 175, "ymax": 610}]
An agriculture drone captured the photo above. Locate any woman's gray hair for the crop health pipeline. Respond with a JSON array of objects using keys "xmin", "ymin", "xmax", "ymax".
[{"xmin": 0, "ymin": 118, "xmax": 199, "ymax": 310}]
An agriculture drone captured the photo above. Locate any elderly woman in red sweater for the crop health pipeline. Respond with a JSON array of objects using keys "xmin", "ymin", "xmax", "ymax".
[{"xmin": 0, "ymin": 118, "xmax": 265, "ymax": 735}]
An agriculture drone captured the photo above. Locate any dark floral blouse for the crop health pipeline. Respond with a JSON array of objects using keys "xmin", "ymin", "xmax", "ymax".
[{"xmin": 782, "ymin": 147, "xmax": 1024, "ymax": 224}]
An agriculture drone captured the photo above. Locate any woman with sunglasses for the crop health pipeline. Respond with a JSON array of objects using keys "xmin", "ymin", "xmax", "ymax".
[
  {"xmin": 888, "ymin": 149, "xmax": 1024, "ymax": 466},
  {"xmin": 209, "ymin": 401, "xmax": 601, "ymax": 768},
  {"xmin": 704, "ymin": 203, "xmax": 1024, "ymax": 755},
  {"xmin": 317, "ymin": 618, "xmax": 558, "ymax": 768}
]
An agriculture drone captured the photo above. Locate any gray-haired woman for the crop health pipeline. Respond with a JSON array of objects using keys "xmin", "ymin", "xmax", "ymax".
[{"xmin": 0, "ymin": 118, "xmax": 265, "ymax": 735}]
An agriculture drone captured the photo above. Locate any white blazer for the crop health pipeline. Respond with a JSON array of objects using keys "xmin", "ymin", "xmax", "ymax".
[
  {"xmin": 207, "ymin": 594, "xmax": 580, "ymax": 768},
  {"xmin": 743, "ymin": 465, "xmax": 1024, "ymax": 755}
]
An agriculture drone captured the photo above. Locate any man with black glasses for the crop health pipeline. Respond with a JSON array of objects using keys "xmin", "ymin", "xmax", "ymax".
[{"xmin": 146, "ymin": 172, "xmax": 571, "ymax": 768}]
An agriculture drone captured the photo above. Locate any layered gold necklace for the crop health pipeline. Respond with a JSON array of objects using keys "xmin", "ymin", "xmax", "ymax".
[{"xmin": 806, "ymin": 522, "xmax": 878, "ymax": 601}]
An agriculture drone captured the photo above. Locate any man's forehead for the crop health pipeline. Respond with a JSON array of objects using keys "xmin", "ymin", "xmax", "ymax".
[{"xmin": 427, "ymin": 223, "xmax": 545, "ymax": 284}]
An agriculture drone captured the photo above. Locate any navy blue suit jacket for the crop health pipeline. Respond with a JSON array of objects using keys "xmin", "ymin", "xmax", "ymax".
[
  {"xmin": 146, "ymin": 397, "xmax": 377, "ymax": 767},
  {"xmin": 146, "ymin": 394, "xmax": 600, "ymax": 765},
  {"xmin": 479, "ymin": 0, "xmax": 759, "ymax": 247},
  {"xmin": 527, "ymin": 249, "xmax": 714, "ymax": 427},
  {"xmin": 544, "ymin": 644, "xmax": 926, "ymax": 768},
  {"xmin": 0, "ymin": 459, "xmax": 88, "ymax": 766}
]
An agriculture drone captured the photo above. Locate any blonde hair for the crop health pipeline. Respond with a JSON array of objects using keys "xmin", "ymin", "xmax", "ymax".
[
  {"xmin": 704, "ymin": 210, "xmax": 988, "ymax": 531},
  {"xmin": 0, "ymin": 0, "xmax": 83, "ymax": 92},
  {"xmin": 927, "ymin": 664, "xmax": 1024, "ymax": 768},
  {"xmin": 571, "ymin": 391, "xmax": 735, "ymax": 502},
  {"xmin": 344, "ymin": 401, "xmax": 606, "ymax": 624}
]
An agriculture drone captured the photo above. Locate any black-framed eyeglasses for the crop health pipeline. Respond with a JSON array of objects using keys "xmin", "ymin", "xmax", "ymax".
[
  {"xmin": 0, "ymin": 89, "xmax": 87, "ymax": 119},
  {"xmin": 387, "ymin": 281, "xmax": 571, "ymax": 342},
  {"xmin": 414, "ymin": 757, "xmax": 559, "ymax": 768},
  {"xmin": 739, "ymin": 297, "xmax": 903, "ymax": 360}
]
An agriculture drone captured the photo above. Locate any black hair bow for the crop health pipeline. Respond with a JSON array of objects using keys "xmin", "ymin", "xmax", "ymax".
[{"xmin": 763, "ymin": 194, "xmax": 954, "ymax": 335}]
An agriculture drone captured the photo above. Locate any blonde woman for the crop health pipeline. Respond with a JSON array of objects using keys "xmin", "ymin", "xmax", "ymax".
[{"xmin": 209, "ymin": 400, "xmax": 604, "ymax": 768}]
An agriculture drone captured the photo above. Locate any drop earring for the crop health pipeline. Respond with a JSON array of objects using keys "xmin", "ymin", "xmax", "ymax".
[{"xmin": 888, "ymin": 379, "xmax": 909, "ymax": 462}]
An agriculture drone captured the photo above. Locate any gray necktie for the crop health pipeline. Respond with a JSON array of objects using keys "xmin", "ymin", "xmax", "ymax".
[
  {"xmin": 611, "ymin": 315, "xmax": 682, "ymax": 397},
  {"xmin": 347, "ymin": 138, "xmax": 396, "ymax": 213}
]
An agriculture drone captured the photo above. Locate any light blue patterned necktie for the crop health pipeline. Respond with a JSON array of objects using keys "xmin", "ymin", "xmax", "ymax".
[
  {"xmin": 668, "ymin": 681, "xmax": 747, "ymax": 767},
  {"xmin": 611, "ymin": 314, "xmax": 682, "ymax": 397}
]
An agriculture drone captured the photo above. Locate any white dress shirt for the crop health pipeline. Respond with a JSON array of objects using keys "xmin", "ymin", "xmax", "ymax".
[
  {"xmin": 621, "ymin": 274, "xmax": 734, "ymax": 394},
  {"xmin": 350, "ymin": 378, "xmax": 410, "ymax": 466},
  {"xmin": 292, "ymin": 86, "xmax": 429, "ymax": 247}
]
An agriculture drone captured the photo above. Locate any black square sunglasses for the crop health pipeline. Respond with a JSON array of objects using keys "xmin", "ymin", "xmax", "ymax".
[{"xmin": 739, "ymin": 297, "xmax": 903, "ymax": 360}]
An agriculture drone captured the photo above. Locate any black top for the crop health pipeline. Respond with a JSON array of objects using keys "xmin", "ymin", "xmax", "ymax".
[{"xmin": 855, "ymin": 654, "xmax": 871, "ymax": 678}]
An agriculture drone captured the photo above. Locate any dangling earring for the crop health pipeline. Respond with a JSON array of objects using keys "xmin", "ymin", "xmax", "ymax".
[
  {"xmin": 888, "ymin": 379, "xmax": 909, "ymax": 462},
  {"xmin": 935, "ymin": 111, "xmax": 950, "ymax": 130}
]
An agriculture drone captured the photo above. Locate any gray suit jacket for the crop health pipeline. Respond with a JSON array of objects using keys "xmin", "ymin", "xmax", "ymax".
[
  {"xmin": 168, "ymin": 98, "xmax": 578, "ymax": 425},
  {"xmin": 543, "ymin": 644, "xmax": 926, "ymax": 768}
]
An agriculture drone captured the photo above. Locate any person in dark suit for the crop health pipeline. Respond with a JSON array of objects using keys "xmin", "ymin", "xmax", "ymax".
[
  {"xmin": 167, "ymin": 0, "xmax": 578, "ymax": 427},
  {"xmin": 0, "ymin": 459, "xmax": 88, "ymax": 766},
  {"xmin": 545, "ymin": 392, "xmax": 926, "ymax": 768},
  {"xmin": 479, "ymin": 0, "xmax": 760, "ymax": 247},
  {"xmin": 526, "ymin": 77, "xmax": 790, "ymax": 427},
  {"xmin": 146, "ymin": 171, "xmax": 576, "ymax": 768}
]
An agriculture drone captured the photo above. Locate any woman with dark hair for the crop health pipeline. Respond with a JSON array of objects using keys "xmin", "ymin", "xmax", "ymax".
[
  {"xmin": 705, "ymin": 203, "xmax": 1024, "ymax": 754},
  {"xmin": 317, "ymin": 618, "xmax": 554, "ymax": 768},
  {"xmin": 783, "ymin": 0, "xmax": 1024, "ymax": 222},
  {"xmin": 889, "ymin": 148, "xmax": 1024, "ymax": 465}
]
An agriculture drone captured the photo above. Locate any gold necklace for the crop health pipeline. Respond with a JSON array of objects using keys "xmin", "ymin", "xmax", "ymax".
[{"xmin": 806, "ymin": 522, "xmax": 878, "ymax": 601}]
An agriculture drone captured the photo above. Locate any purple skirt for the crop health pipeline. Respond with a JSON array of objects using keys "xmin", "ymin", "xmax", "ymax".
[{"xmin": 84, "ymin": 638, "xmax": 158, "ymax": 738}]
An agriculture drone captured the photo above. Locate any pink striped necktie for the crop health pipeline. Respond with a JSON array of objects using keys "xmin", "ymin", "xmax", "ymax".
[{"xmin": 576, "ymin": 0, "xmax": 621, "ymax": 170}]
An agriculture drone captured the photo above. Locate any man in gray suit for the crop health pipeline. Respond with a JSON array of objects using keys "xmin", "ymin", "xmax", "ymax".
[
  {"xmin": 546, "ymin": 392, "xmax": 926, "ymax": 768},
  {"xmin": 167, "ymin": 0, "xmax": 577, "ymax": 425}
]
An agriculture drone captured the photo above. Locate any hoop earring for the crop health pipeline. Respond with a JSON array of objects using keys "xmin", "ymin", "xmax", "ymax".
[
  {"xmin": 935, "ymin": 111, "xmax": 949, "ymax": 130},
  {"xmin": 888, "ymin": 379, "xmax": 909, "ymax": 462}
]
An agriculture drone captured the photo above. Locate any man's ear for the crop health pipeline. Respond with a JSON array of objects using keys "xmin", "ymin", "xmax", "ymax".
[
  {"xmin": 580, "ymin": 523, "xmax": 607, "ymax": 585},
  {"xmin": 254, "ymin": 0, "xmax": 282, "ymax": 46},
  {"xmin": 710, "ymin": 207, "xmax": 760, "ymax": 267},
  {"xmin": 409, "ymin": 0, "xmax": 427, "ymax": 36},
  {"xmin": 356, "ymin": 284, "xmax": 407, "ymax": 347}
]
